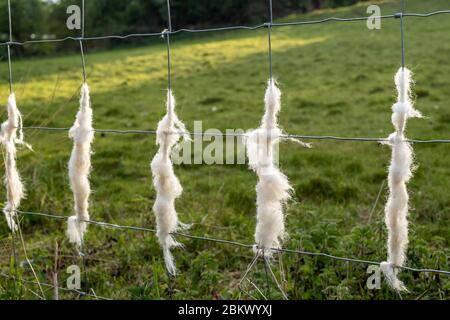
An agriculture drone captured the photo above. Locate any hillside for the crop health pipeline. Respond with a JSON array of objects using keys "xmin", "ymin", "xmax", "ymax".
[{"xmin": 0, "ymin": 0, "xmax": 449, "ymax": 299}]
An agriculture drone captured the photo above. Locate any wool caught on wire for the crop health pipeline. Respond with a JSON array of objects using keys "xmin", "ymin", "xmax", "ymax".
[
  {"xmin": 0, "ymin": 93, "xmax": 30, "ymax": 232},
  {"xmin": 151, "ymin": 90, "xmax": 190, "ymax": 275},
  {"xmin": 67, "ymin": 84, "xmax": 94, "ymax": 247},
  {"xmin": 380, "ymin": 67, "xmax": 422, "ymax": 292},
  {"xmin": 246, "ymin": 79, "xmax": 309, "ymax": 257}
]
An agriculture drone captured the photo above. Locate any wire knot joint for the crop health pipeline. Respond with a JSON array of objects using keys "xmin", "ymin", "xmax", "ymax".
[{"xmin": 161, "ymin": 29, "xmax": 170, "ymax": 38}]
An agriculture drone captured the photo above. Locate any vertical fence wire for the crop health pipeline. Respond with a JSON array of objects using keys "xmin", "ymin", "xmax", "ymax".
[
  {"xmin": 166, "ymin": 0, "xmax": 173, "ymax": 92},
  {"xmin": 6, "ymin": 0, "xmax": 13, "ymax": 93},
  {"xmin": 400, "ymin": 0, "xmax": 406, "ymax": 69},
  {"xmin": 79, "ymin": 0, "xmax": 87, "ymax": 83},
  {"xmin": 267, "ymin": 0, "xmax": 274, "ymax": 80}
]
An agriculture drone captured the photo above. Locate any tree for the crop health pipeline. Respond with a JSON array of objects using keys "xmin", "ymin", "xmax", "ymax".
[
  {"xmin": 1, "ymin": 0, "xmax": 365, "ymax": 56},
  {"xmin": 0, "ymin": 0, "xmax": 50, "ymax": 56}
]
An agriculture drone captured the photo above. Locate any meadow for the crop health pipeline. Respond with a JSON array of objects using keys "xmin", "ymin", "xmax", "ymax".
[{"xmin": 0, "ymin": 0, "xmax": 449, "ymax": 299}]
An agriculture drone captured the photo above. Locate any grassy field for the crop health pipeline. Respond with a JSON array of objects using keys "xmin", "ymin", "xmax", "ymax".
[{"xmin": 0, "ymin": 0, "xmax": 449, "ymax": 299}]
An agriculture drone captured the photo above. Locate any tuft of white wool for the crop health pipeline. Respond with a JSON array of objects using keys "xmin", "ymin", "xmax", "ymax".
[
  {"xmin": 67, "ymin": 84, "xmax": 94, "ymax": 247},
  {"xmin": 381, "ymin": 67, "xmax": 422, "ymax": 292},
  {"xmin": 151, "ymin": 89, "xmax": 190, "ymax": 275},
  {"xmin": 67, "ymin": 215, "xmax": 86, "ymax": 245},
  {"xmin": 246, "ymin": 79, "xmax": 308, "ymax": 256},
  {"xmin": 0, "ymin": 93, "xmax": 30, "ymax": 232}
]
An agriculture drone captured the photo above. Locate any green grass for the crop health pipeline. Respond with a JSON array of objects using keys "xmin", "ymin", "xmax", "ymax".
[{"xmin": 0, "ymin": 0, "xmax": 449, "ymax": 299}]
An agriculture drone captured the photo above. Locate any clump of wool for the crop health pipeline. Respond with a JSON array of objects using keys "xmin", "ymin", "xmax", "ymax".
[
  {"xmin": 151, "ymin": 90, "xmax": 190, "ymax": 275},
  {"xmin": 1, "ymin": 93, "xmax": 30, "ymax": 232},
  {"xmin": 67, "ymin": 84, "xmax": 94, "ymax": 247},
  {"xmin": 381, "ymin": 67, "xmax": 422, "ymax": 292},
  {"xmin": 246, "ymin": 79, "xmax": 309, "ymax": 256}
]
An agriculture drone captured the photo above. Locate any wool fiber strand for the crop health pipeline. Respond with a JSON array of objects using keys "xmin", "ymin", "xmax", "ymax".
[
  {"xmin": 151, "ymin": 90, "xmax": 190, "ymax": 275},
  {"xmin": 381, "ymin": 67, "xmax": 422, "ymax": 292},
  {"xmin": 67, "ymin": 84, "xmax": 94, "ymax": 247}
]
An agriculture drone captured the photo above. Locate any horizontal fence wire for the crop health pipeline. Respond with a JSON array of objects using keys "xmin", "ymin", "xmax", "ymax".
[
  {"xmin": 22, "ymin": 126, "xmax": 450, "ymax": 144},
  {"xmin": 14, "ymin": 210, "xmax": 450, "ymax": 276},
  {"xmin": 0, "ymin": 10, "xmax": 449, "ymax": 47}
]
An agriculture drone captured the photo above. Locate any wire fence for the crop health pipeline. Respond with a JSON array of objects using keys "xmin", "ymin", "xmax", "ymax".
[
  {"xmin": 1, "ymin": 0, "xmax": 450, "ymax": 300},
  {"xmin": 1, "ymin": 10, "xmax": 450, "ymax": 47},
  {"xmin": 14, "ymin": 209, "xmax": 450, "ymax": 276},
  {"xmin": 21, "ymin": 126, "xmax": 450, "ymax": 144},
  {"xmin": 2, "ymin": 204, "xmax": 449, "ymax": 300}
]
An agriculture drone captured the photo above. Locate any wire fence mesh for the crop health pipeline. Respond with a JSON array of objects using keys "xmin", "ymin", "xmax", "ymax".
[{"xmin": 1, "ymin": 0, "xmax": 449, "ymax": 300}]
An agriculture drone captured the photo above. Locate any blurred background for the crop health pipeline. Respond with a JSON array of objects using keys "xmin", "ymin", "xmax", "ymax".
[{"xmin": 0, "ymin": 0, "xmax": 374, "ymax": 55}]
